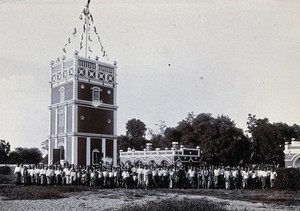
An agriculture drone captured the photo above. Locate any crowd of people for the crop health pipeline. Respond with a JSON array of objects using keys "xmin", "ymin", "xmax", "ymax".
[{"xmin": 13, "ymin": 163, "xmax": 278, "ymax": 190}]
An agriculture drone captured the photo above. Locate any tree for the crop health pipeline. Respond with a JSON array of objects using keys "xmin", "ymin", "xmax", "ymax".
[
  {"xmin": 41, "ymin": 139, "xmax": 49, "ymax": 153},
  {"xmin": 195, "ymin": 114, "xmax": 250, "ymax": 165},
  {"xmin": 0, "ymin": 140, "xmax": 10, "ymax": 163},
  {"xmin": 165, "ymin": 113, "xmax": 251, "ymax": 166},
  {"xmin": 126, "ymin": 118, "xmax": 147, "ymax": 139},
  {"xmin": 42, "ymin": 154, "xmax": 49, "ymax": 164},
  {"xmin": 117, "ymin": 135, "xmax": 130, "ymax": 152},
  {"xmin": 246, "ymin": 114, "xmax": 300, "ymax": 167},
  {"xmin": 118, "ymin": 119, "xmax": 147, "ymax": 151},
  {"xmin": 148, "ymin": 120, "xmax": 170, "ymax": 148},
  {"xmin": 164, "ymin": 127, "xmax": 181, "ymax": 145},
  {"xmin": 41, "ymin": 139, "xmax": 49, "ymax": 164},
  {"xmin": 8, "ymin": 147, "xmax": 43, "ymax": 164}
]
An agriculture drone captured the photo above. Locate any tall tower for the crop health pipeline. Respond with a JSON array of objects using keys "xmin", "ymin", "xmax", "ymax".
[{"xmin": 48, "ymin": 1, "xmax": 118, "ymax": 166}]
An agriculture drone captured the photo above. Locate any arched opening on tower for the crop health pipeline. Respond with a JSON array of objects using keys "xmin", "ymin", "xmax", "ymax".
[
  {"xmin": 53, "ymin": 146, "xmax": 65, "ymax": 165},
  {"xmin": 92, "ymin": 149, "xmax": 101, "ymax": 165}
]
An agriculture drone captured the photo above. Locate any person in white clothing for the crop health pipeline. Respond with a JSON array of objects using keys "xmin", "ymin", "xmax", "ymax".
[
  {"xmin": 122, "ymin": 168, "xmax": 130, "ymax": 189},
  {"xmin": 270, "ymin": 168, "xmax": 277, "ymax": 188},
  {"xmin": 142, "ymin": 166, "xmax": 151, "ymax": 189},
  {"xmin": 231, "ymin": 167, "xmax": 238, "ymax": 189},
  {"xmin": 224, "ymin": 167, "xmax": 231, "ymax": 189},
  {"xmin": 242, "ymin": 167, "xmax": 249, "ymax": 189},
  {"xmin": 70, "ymin": 168, "xmax": 77, "ymax": 185},
  {"xmin": 34, "ymin": 165, "xmax": 41, "ymax": 185},
  {"xmin": 137, "ymin": 165, "xmax": 143, "ymax": 188},
  {"xmin": 14, "ymin": 163, "xmax": 22, "ymax": 185},
  {"xmin": 64, "ymin": 167, "xmax": 71, "ymax": 185},
  {"xmin": 213, "ymin": 166, "xmax": 219, "ymax": 189}
]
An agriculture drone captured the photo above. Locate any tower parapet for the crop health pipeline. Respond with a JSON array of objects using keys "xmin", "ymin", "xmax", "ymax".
[{"xmin": 51, "ymin": 55, "xmax": 117, "ymax": 87}]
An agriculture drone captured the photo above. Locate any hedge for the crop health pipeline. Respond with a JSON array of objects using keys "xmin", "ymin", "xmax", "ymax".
[
  {"xmin": 0, "ymin": 166, "xmax": 12, "ymax": 175},
  {"xmin": 276, "ymin": 168, "xmax": 300, "ymax": 190}
]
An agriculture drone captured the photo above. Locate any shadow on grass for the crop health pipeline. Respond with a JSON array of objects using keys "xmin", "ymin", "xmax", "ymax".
[
  {"xmin": 0, "ymin": 185, "xmax": 89, "ymax": 200},
  {"xmin": 156, "ymin": 188, "xmax": 300, "ymax": 206},
  {"xmin": 119, "ymin": 198, "xmax": 232, "ymax": 211},
  {"xmin": 0, "ymin": 174, "xmax": 14, "ymax": 184}
]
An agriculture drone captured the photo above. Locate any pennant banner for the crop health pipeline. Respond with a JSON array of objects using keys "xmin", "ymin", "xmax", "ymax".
[{"xmin": 58, "ymin": 1, "xmax": 111, "ymax": 62}]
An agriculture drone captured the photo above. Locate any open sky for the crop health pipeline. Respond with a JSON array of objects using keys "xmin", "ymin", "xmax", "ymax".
[{"xmin": 0, "ymin": 0, "xmax": 300, "ymax": 150}]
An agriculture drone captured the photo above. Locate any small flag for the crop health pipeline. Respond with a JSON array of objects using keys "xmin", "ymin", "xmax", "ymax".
[
  {"xmin": 72, "ymin": 28, "xmax": 77, "ymax": 36},
  {"xmin": 90, "ymin": 14, "xmax": 94, "ymax": 23}
]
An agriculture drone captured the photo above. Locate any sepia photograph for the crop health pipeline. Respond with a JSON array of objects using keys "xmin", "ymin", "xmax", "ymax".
[{"xmin": 0, "ymin": 0, "xmax": 300, "ymax": 210}]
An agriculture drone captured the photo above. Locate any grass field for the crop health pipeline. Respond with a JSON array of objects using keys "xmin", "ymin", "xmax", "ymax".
[
  {"xmin": 0, "ymin": 186, "xmax": 299, "ymax": 210},
  {"xmin": 0, "ymin": 185, "xmax": 299, "ymax": 205},
  {"xmin": 0, "ymin": 185, "xmax": 89, "ymax": 200},
  {"xmin": 1, "ymin": 168, "xmax": 300, "ymax": 210},
  {"xmin": 120, "ymin": 198, "xmax": 230, "ymax": 211}
]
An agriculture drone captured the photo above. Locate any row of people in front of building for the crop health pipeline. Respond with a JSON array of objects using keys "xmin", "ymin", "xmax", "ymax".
[
  {"xmin": 13, "ymin": 163, "xmax": 278, "ymax": 190},
  {"xmin": 120, "ymin": 164, "xmax": 278, "ymax": 190}
]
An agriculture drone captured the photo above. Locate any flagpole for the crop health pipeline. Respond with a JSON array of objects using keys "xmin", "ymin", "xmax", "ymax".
[
  {"xmin": 85, "ymin": 18, "xmax": 88, "ymax": 58},
  {"xmin": 83, "ymin": 0, "xmax": 90, "ymax": 58}
]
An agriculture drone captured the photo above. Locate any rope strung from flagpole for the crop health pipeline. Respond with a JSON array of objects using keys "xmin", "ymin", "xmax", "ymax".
[{"xmin": 59, "ymin": 0, "xmax": 111, "ymax": 61}]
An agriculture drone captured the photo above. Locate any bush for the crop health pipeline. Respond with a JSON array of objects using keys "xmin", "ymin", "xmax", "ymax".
[
  {"xmin": 0, "ymin": 166, "xmax": 12, "ymax": 175},
  {"xmin": 0, "ymin": 175, "xmax": 14, "ymax": 184},
  {"xmin": 276, "ymin": 168, "xmax": 300, "ymax": 190},
  {"xmin": 120, "ymin": 198, "xmax": 230, "ymax": 211}
]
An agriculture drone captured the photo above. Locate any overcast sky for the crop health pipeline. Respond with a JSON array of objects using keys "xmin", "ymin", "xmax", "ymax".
[{"xmin": 0, "ymin": 0, "xmax": 300, "ymax": 150}]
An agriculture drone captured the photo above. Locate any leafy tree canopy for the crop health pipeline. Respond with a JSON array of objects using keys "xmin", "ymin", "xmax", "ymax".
[
  {"xmin": 41, "ymin": 139, "xmax": 49, "ymax": 153},
  {"xmin": 0, "ymin": 140, "xmax": 10, "ymax": 164},
  {"xmin": 126, "ymin": 118, "xmax": 147, "ymax": 138},
  {"xmin": 246, "ymin": 114, "xmax": 300, "ymax": 167},
  {"xmin": 8, "ymin": 147, "xmax": 43, "ymax": 165},
  {"xmin": 119, "ymin": 113, "xmax": 300, "ymax": 167},
  {"xmin": 119, "ymin": 119, "xmax": 147, "ymax": 151},
  {"xmin": 163, "ymin": 113, "xmax": 251, "ymax": 166}
]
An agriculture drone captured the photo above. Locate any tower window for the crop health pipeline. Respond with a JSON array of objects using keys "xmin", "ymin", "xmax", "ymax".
[
  {"xmin": 58, "ymin": 108, "xmax": 65, "ymax": 133},
  {"xmin": 93, "ymin": 89, "xmax": 100, "ymax": 101},
  {"xmin": 91, "ymin": 87, "xmax": 102, "ymax": 106},
  {"xmin": 59, "ymin": 86, "xmax": 65, "ymax": 102}
]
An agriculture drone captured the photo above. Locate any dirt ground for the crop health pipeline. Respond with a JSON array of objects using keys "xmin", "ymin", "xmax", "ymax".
[{"xmin": 0, "ymin": 188, "xmax": 300, "ymax": 211}]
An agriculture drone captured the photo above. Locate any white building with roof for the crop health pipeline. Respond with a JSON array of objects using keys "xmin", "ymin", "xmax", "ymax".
[
  {"xmin": 284, "ymin": 140, "xmax": 300, "ymax": 168},
  {"xmin": 119, "ymin": 142, "xmax": 201, "ymax": 166}
]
